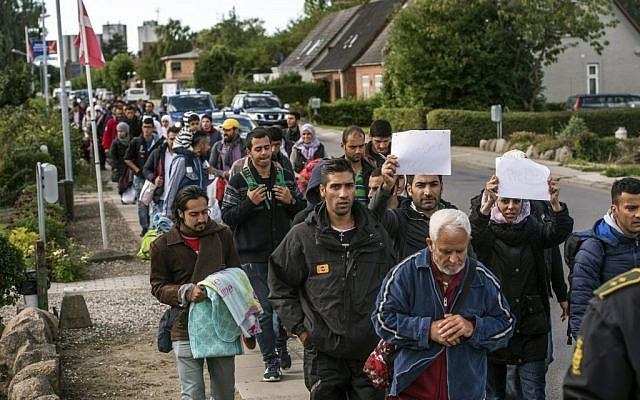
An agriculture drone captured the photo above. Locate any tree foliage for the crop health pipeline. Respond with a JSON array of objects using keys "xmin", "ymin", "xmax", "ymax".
[
  {"xmin": 102, "ymin": 32, "xmax": 128, "ymax": 61},
  {"xmin": 384, "ymin": 0, "xmax": 616, "ymax": 111}
]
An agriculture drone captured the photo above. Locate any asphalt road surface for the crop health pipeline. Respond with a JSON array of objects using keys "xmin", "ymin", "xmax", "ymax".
[{"xmin": 318, "ymin": 128, "xmax": 611, "ymax": 399}]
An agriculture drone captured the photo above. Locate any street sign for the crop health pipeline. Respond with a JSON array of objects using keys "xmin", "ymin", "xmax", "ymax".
[
  {"xmin": 491, "ymin": 105, "xmax": 502, "ymax": 122},
  {"xmin": 31, "ymin": 40, "xmax": 57, "ymax": 56}
]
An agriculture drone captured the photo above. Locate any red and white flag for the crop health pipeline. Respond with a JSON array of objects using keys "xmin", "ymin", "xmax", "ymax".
[{"xmin": 74, "ymin": 0, "xmax": 105, "ymax": 68}]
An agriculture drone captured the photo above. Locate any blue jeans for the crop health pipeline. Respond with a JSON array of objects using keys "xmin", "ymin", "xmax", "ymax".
[
  {"xmin": 173, "ymin": 340, "xmax": 235, "ymax": 400},
  {"xmin": 487, "ymin": 361, "xmax": 546, "ymax": 400},
  {"xmin": 132, "ymin": 175, "xmax": 149, "ymax": 231},
  {"xmin": 241, "ymin": 262, "xmax": 277, "ymax": 363}
]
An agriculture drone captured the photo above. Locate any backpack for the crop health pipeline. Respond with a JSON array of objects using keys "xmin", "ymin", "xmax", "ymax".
[{"xmin": 563, "ymin": 230, "xmax": 603, "ymax": 344}]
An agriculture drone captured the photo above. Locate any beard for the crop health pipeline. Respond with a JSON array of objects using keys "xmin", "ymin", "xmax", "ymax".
[{"xmin": 433, "ymin": 258, "xmax": 465, "ymax": 276}]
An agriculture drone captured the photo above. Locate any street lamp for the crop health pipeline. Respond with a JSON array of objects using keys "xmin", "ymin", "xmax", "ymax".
[
  {"xmin": 40, "ymin": 12, "xmax": 50, "ymax": 107},
  {"xmin": 11, "ymin": 48, "xmax": 27, "ymax": 56}
]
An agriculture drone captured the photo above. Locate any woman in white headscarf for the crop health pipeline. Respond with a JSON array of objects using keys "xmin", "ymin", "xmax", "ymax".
[{"xmin": 290, "ymin": 123, "xmax": 326, "ymax": 174}]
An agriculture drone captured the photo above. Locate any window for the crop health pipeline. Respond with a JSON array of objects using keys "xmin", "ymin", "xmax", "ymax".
[
  {"xmin": 587, "ymin": 63, "xmax": 598, "ymax": 95},
  {"xmin": 171, "ymin": 62, "xmax": 182, "ymax": 72},
  {"xmin": 374, "ymin": 74, "xmax": 383, "ymax": 93},
  {"xmin": 362, "ymin": 75, "xmax": 370, "ymax": 99}
]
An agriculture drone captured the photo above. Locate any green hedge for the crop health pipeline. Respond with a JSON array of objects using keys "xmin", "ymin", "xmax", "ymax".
[
  {"xmin": 427, "ymin": 109, "xmax": 640, "ymax": 146},
  {"xmin": 245, "ymin": 81, "xmax": 330, "ymax": 105},
  {"xmin": 373, "ymin": 107, "xmax": 429, "ymax": 132},
  {"xmin": 312, "ymin": 98, "xmax": 381, "ymax": 127}
]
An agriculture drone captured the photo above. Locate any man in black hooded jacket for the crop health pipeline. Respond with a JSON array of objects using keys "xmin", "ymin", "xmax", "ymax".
[{"xmin": 269, "ymin": 158, "xmax": 395, "ymax": 399}]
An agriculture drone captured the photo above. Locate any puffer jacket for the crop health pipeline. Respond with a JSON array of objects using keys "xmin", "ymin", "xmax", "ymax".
[
  {"xmin": 268, "ymin": 201, "xmax": 396, "ymax": 360},
  {"xmin": 372, "ymin": 248, "xmax": 514, "ymax": 398},
  {"xmin": 470, "ymin": 204, "xmax": 573, "ymax": 364},
  {"xmin": 569, "ymin": 217, "xmax": 640, "ymax": 337}
]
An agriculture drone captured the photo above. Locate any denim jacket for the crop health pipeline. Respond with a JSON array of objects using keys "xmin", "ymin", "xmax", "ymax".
[{"xmin": 372, "ymin": 248, "xmax": 514, "ymax": 398}]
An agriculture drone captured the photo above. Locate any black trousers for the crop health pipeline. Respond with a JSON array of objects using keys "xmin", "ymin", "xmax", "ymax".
[{"xmin": 303, "ymin": 345, "xmax": 384, "ymax": 400}]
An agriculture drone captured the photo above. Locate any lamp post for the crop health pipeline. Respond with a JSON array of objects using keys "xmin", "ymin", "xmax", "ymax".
[{"xmin": 40, "ymin": 12, "xmax": 50, "ymax": 107}]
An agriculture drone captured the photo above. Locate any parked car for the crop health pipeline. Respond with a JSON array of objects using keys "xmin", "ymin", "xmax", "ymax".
[
  {"xmin": 123, "ymin": 88, "xmax": 150, "ymax": 103},
  {"xmin": 229, "ymin": 91, "xmax": 289, "ymax": 127},
  {"xmin": 209, "ymin": 112, "xmax": 258, "ymax": 140},
  {"xmin": 567, "ymin": 94, "xmax": 640, "ymax": 111},
  {"xmin": 100, "ymin": 91, "xmax": 114, "ymax": 101},
  {"xmin": 160, "ymin": 89, "xmax": 217, "ymax": 123}
]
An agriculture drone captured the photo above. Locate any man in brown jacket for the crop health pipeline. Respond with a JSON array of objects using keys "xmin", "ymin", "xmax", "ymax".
[{"xmin": 151, "ymin": 185, "xmax": 241, "ymax": 400}]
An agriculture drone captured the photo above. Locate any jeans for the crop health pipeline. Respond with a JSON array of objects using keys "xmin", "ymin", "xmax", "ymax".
[
  {"xmin": 242, "ymin": 262, "xmax": 277, "ymax": 363},
  {"xmin": 132, "ymin": 175, "xmax": 149, "ymax": 231},
  {"xmin": 487, "ymin": 361, "xmax": 546, "ymax": 400},
  {"xmin": 303, "ymin": 345, "xmax": 385, "ymax": 400},
  {"xmin": 173, "ymin": 340, "xmax": 235, "ymax": 400}
]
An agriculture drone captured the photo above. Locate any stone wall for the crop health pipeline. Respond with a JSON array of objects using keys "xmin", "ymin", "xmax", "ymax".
[{"xmin": 0, "ymin": 308, "xmax": 60, "ymax": 400}]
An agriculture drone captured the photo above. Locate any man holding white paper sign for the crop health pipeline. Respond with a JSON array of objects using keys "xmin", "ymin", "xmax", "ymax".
[{"xmin": 469, "ymin": 174, "xmax": 573, "ymax": 400}]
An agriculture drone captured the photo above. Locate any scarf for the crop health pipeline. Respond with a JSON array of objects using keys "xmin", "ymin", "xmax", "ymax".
[
  {"xmin": 293, "ymin": 123, "xmax": 321, "ymax": 160},
  {"xmin": 221, "ymin": 135, "xmax": 243, "ymax": 171},
  {"xmin": 177, "ymin": 219, "xmax": 225, "ymax": 282},
  {"xmin": 481, "ymin": 190, "xmax": 531, "ymax": 224}
]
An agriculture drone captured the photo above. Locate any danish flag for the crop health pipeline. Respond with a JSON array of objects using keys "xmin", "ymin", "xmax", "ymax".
[{"xmin": 74, "ymin": 0, "xmax": 105, "ymax": 68}]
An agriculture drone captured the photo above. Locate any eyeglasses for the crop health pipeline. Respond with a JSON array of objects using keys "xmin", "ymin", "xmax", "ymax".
[{"xmin": 186, "ymin": 209, "xmax": 211, "ymax": 218}]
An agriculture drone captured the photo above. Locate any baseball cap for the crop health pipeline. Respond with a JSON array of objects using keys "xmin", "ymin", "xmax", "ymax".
[{"xmin": 220, "ymin": 119, "xmax": 240, "ymax": 130}]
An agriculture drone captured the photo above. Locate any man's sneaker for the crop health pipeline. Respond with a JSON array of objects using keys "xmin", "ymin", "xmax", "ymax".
[
  {"xmin": 242, "ymin": 335, "xmax": 256, "ymax": 350},
  {"xmin": 263, "ymin": 359, "xmax": 281, "ymax": 382},
  {"xmin": 278, "ymin": 347, "xmax": 292, "ymax": 370}
]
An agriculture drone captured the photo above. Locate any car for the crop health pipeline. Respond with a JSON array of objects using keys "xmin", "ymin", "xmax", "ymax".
[
  {"xmin": 70, "ymin": 89, "xmax": 89, "ymax": 104},
  {"xmin": 100, "ymin": 91, "xmax": 114, "ymax": 101},
  {"xmin": 567, "ymin": 94, "xmax": 640, "ymax": 111},
  {"xmin": 160, "ymin": 89, "xmax": 218, "ymax": 123},
  {"xmin": 123, "ymin": 88, "xmax": 150, "ymax": 103},
  {"xmin": 229, "ymin": 91, "xmax": 289, "ymax": 127},
  {"xmin": 209, "ymin": 111, "xmax": 258, "ymax": 140}
]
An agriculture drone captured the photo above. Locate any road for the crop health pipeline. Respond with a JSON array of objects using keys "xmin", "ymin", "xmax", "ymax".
[{"xmin": 316, "ymin": 127, "xmax": 611, "ymax": 399}]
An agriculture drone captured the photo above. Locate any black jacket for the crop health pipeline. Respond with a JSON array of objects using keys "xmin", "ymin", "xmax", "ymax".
[
  {"xmin": 563, "ymin": 269, "xmax": 640, "ymax": 400},
  {"xmin": 142, "ymin": 142, "xmax": 171, "ymax": 202},
  {"xmin": 221, "ymin": 160, "xmax": 305, "ymax": 263},
  {"xmin": 109, "ymin": 138, "xmax": 129, "ymax": 176},
  {"xmin": 291, "ymin": 143, "xmax": 326, "ymax": 173},
  {"xmin": 469, "ymin": 204, "xmax": 573, "ymax": 364},
  {"xmin": 369, "ymin": 187, "xmax": 457, "ymax": 259},
  {"xmin": 364, "ymin": 141, "xmax": 386, "ymax": 168},
  {"xmin": 269, "ymin": 201, "xmax": 396, "ymax": 360},
  {"xmin": 124, "ymin": 136, "xmax": 164, "ymax": 179},
  {"xmin": 283, "ymin": 126, "xmax": 300, "ymax": 155}
]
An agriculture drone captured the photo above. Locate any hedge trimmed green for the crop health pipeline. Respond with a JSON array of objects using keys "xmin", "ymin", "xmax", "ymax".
[
  {"xmin": 245, "ymin": 81, "xmax": 330, "ymax": 105},
  {"xmin": 312, "ymin": 98, "xmax": 381, "ymax": 127},
  {"xmin": 427, "ymin": 109, "xmax": 640, "ymax": 146},
  {"xmin": 373, "ymin": 107, "xmax": 429, "ymax": 131}
]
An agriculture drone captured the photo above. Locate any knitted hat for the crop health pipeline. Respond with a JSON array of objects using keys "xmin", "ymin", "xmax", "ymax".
[
  {"xmin": 116, "ymin": 122, "xmax": 129, "ymax": 133},
  {"xmin": 172, "ymin": 125, "xmax": 193, "ymax": 151}
]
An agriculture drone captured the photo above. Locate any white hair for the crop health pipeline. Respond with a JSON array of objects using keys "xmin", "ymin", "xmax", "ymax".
[{"xmin": 429, "ymin": 209, "xmax": 471, "ymax": 242}]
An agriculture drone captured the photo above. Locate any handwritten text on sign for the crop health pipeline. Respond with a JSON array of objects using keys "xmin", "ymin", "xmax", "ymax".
[
  {"xmin": 391, "ymin": 130, "xmax": 451, "ymax": 175},
  {"xmin": 495, "ymin": 157, "xmax": 550, "ymax": 201}
]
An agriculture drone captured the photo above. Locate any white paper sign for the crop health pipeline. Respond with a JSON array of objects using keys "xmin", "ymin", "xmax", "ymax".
[
  {"xmin": 496, "ymin": 157, "xmax": 550, "ymax": 200},
  {"xmin": 391, "ymin": 130, "xmax": 451, "ymax": 175}
]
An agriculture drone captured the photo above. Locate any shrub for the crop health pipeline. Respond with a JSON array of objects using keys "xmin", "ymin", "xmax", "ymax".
[
  {"xmin": 558, "ymin": 115, "xmax": 590, "ymax": 140},
  {"xmin": 604, "ymin": 165, "xmax": 640, "ymax": 177},
  {"xmin": 8, "ymin": 227, "xmax": 38, "ymax": 266},
  {"xmin": 574, "ymin": 133, "xmax": 619, "ymax": 163},
  {"xmin": 49, "ymin": 240, "xmax": 88, "ymax": 283},
  {"xmin": 373, "ymin": 107, "xmax": 429, "ymax": 131},
  {"xmin": 0, "ymin": 234, "xmax": 25, "ymax": 308},
  {"xmin": 536, "ymin": 138, "xmax": 565, "ymax": 153},
  {"xmin": 508, "ymin": 131, "xmax": 537, "ymax": 150},
  {"xmin": 427, "ymin": 108, "xmax": 640, "ymax": 146},
  {"xmin": 246, "ymin": 81, "xmax": 330, "ymax": 106},
  {"xmin": 312, "ymin": 97, "xmax": 382, "ymax": 127},
  {"xmin": 12, "ymin": 216, "xmax": 67, "ymax": 248}
]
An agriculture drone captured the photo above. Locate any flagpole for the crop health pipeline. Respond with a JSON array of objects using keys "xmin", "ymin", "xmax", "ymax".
[
  {"xmin": 79, "ymin": 0, "xmax": 108, "ymax": 249},
  {"xmin": 56, "ymin": 0, "xmax": 73, "ymax": 182}
]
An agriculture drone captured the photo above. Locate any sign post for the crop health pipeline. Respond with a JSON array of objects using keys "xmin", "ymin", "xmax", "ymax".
[
  {"xmin": 491, "ymin": 105, "xmax": 502, "ymax": 139},
  {"xmin": 35, "ymin": 163, "xmax": 58, "ymax": 311}
]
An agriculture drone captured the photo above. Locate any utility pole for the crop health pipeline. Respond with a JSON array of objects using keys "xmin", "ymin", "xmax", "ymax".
[
  {"xmin": 41, "ymin": 11, "xmax": 50, "ymax": 107},
  {"xmin": 55, "ymin": 0, "xmax": 73, "ymax": 182}
]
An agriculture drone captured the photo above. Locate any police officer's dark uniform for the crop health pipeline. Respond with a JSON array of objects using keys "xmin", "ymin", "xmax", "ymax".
[{"xmin": 563, "ymin": 268, "xmax": 640, "ymax": 400}]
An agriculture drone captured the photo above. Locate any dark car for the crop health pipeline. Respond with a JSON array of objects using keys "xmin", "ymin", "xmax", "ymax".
[
  {"xmin": 160, "ymin": 89, "xmax": 218, "ymax": 122},
  {"xmin": 567, "ymin": 94, "xmax": 640, "ymax": 111},
  {"xmin": 209, "ymin": 112, "xmax": 258, "ymax": 140},
  {"xmin": 229, "ymin": 91, "xmax": 289, "ymax": 127}
]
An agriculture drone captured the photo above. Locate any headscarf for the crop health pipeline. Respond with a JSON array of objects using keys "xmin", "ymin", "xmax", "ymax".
[
  {"xmin": 481, "ymin": 190, "xmax": 531, "ymax": 224},
  {"xmin": 172, "ymin": 126, "xmax": 193, "ymax": 152},
  {"xmin": 293, "ymin": 123, "xmax": 321, "ymax": 161}
]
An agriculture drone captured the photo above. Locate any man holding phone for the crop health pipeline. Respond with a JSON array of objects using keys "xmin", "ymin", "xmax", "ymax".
[{"xmin": 221, "ymin": 127, "xmax": 305, "ymax": 382}]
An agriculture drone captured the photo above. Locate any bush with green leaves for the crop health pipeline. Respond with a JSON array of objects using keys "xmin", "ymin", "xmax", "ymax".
[
  {"xmin": 49, "ymin": 240, "xmax": 87, "ymax": 283},
  {"xmin": 558, "ymin": 115, "xmax": 591, "ymax": 140},
  {"xmin": 0, "ymin": 234, "xmax": 25, "ymax": 308},
  {"xmin": 8, "ymin": 227, "xmax": 39, "ymax": 266},
  {"xmin": 245, "ymin": 74, "xmax": 330, "ymax": 106},
  {"xmin": 373, "ymin": 107, "xmax": 429, "ymax": 132},
  {"xmin": 312, "ymin": 97, "xmax": 382, "ymax": 127},
  {"xmin": 574, "ymin": 133, "xmax": 620, "ymax": 163}
]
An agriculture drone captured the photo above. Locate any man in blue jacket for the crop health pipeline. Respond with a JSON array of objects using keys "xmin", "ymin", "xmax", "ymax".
[
  {"xmin": 373, "ymin": 209, "xmax": 514, "ymax": 399},
  {"xmin": 569, "ymin": 177, "xmax": 640, "ymax": 337}
]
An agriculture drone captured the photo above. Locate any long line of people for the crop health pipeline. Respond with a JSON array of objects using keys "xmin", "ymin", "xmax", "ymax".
[{"xmin": 143, "ymin": 112, "xmax": 639, "ymax": 400}]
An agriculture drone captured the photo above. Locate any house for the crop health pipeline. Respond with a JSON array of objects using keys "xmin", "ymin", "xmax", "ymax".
[
  {"xmin": 542, "ymin": 0, "xmax": 640, "ymax": 102},
  {"xmin": 279, "ymin": 5, "xmax": 361, "ymax": 82},
  {"xmin": 353, "ymin": 24, "xmax": 390, "ymax": 99},
  {"xmin": 153, "ymin": 50, "xmax": 201, "ymax": 94},
  {"xmin": 311, "ymin": 0, "xmax": 403, "ymax": 101}
]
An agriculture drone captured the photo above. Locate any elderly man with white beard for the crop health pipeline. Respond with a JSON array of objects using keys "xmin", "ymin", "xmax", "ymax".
[{"xmin": 372, "ymin": 209, "xmax": 514, "ymax": 400}]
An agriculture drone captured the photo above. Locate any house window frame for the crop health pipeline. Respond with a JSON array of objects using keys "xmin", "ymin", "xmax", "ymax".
[
  {"xmin": 171, "ymin": 62, "xmax": 182, "ymax": 73},
  {"xmin": 586, "ymin": 63, "xmax": 599, "ymax": 95},
  {"xmin": 362, "ymin": 74, "xmax": 370, "ymax": 99},
  {"xmin": 374, "ymin": 73, "xmax": 383, "ymax": 94}
]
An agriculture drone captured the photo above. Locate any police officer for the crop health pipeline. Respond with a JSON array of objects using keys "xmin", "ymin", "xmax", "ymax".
[{"xmin": 563, "ymin": 268, "xmax": 640, "ymax": 399}]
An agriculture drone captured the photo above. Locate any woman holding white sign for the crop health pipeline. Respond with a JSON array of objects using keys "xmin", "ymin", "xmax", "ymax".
[{"xmin": 469, "ymin": 175, "xmax": 573, "ymax": 400}]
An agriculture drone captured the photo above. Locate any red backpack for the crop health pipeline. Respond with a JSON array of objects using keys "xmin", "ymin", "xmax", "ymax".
[{"xmin": 297, "ymin": 157, "xmax": 322, "ymax": 194}]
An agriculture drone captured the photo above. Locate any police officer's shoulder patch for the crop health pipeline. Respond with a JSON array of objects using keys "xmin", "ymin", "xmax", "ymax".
[
  {"xmin": 593, "ymin": 268, "xmax": 640, "ymax": 300},
  {"xmin": 571, "ymin": 337, "xmax": 584, "ymax": 376}
]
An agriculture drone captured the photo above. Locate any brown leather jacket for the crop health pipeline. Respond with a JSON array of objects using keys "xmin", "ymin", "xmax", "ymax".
[{"xmin": 150, "ymin": 221, "xmax": 240, "ymax": 341}]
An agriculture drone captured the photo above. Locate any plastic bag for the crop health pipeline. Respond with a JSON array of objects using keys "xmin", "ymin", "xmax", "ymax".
[
  {"xmin": 139, "ymin": 179, "xmax": 156, "ymax": 206},
  {"xmin": 121, "ymin": 186, "xmax": 136, "ymax": 204}
]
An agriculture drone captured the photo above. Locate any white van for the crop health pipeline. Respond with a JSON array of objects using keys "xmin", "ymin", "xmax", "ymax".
[{"xmin": 123, "ymin": 88, "xmax": 149, "ymax": 102}]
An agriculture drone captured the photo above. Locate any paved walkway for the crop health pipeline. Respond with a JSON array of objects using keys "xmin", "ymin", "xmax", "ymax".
[{"xmin": 49, "ymin": 274, "xmax": 149, "ymax": 294}]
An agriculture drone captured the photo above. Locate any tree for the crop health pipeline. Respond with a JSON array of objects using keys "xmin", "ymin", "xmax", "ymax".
[
  {"xmin": 384, "ymin": 0, "xmax": 616, "ymax": 111},
  {"xmin": 194, "ymin": 45, "xmax": 238, "ymax": 94},
  {"xmin": 108, "ymin": 53, "xmax": 135, "ymax": 93},
  {"xmin": 102, "ymin": 32, "xmax": 128, "ymax": 61}
]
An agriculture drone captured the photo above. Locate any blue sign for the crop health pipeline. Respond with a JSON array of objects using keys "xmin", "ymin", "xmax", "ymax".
[{"xmin": 31, "ymin": 40, "xmax": 57, "ymax": 56}]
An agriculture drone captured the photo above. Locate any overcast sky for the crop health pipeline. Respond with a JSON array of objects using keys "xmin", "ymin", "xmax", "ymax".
[{"xmin": 43, "ymin": 0, "xmax": 306, "ymax": 52}]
